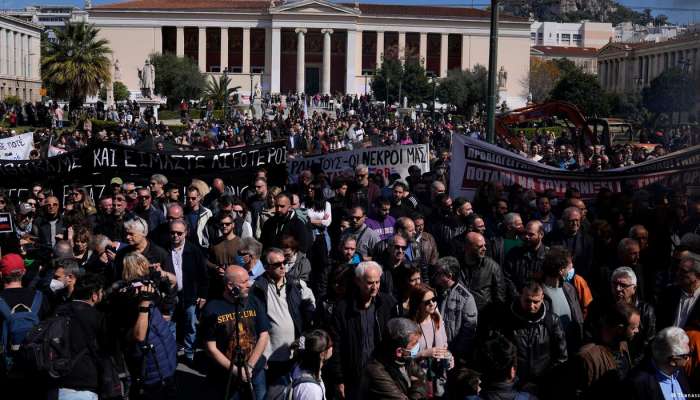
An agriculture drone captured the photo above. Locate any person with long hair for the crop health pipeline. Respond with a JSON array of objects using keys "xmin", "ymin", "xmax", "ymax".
[
  {"xmin": 408, "ymin": 283, "xmax": 453, "ymax": 398},
  {"xmin": 302, "ymin": 182, "xmax": 332, "ymax": 253},
  {"xmin": 287, "ymin": 329, "xmax": 334, "ymax": 400}
]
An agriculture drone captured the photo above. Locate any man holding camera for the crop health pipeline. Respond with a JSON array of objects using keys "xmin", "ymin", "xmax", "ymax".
[{"xmin": 201, "ymin": 265, "xmax": 270, "ymax": 400}]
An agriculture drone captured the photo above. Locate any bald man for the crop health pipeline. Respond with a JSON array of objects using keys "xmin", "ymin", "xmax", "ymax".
[
  {"xmin": 458, "ymin": 232, "xmax": 506, "ymax": 311},
  {"xmin": 200, "ymin": 265, "xmax": 270, "ymax": 399}
]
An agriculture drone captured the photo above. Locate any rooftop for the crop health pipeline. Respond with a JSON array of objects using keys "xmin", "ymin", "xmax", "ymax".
[{"xmin": 532, "ymin": 45, "xmax": 599, "ymax": 57}]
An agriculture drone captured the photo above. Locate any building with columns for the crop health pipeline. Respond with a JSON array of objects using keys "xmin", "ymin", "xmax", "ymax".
[
  {"xmin": 88, "ymin": 0, "xmax": 531, "ymax": 107},
  {"xmin": 0, "ymin": 15, "xmax": 42, "ymax": 103},
  {"xmin": 597, "ymin": 30, "xmax": 699, "ymax": 94}
]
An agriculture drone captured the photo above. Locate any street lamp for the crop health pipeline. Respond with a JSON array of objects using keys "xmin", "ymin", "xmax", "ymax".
[{"xmin": 249, "ymin": 72, "xmax": 254, "ymax": 105}]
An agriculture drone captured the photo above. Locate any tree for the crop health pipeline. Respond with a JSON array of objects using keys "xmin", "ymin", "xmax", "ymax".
[
  {"xmin": 41, "ymin": 22, "xmax": 112, "ymax": 110},
  {"xmin": 370, "ymin": 57, "xmax": 431, "ymax": 105},
  {"xmin": 642, "ymin": 67, "xmax": 697, "ymax": 125},
  {"xmin": 549, "ymin": 68, "xmax": 610, "ymax": 117},
  {"xmin": 436, "ymin": 65, "xmax": 488, "ymax": 118},
  {"xmin": 524, "ymin": 59, "xmax": 560, "ymax": 103},
  {"xmin": 149, "ymin": 53, "xmax": 206, "ymax": 109},
  {"xmin": 202, "ymin": 74, "xmax": 240, "ymax": 109},
  {"xmin": 99, "ymin": 81, "xmax": 130, "ymax": 102}
]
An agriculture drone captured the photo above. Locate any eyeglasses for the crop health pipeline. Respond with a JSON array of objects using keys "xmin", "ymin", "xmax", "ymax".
[
  {"xmin": 221, "ymin": 222, "xmax": 233, "ymax": 226},
  {"xmin": 352, "ymin": 216, "xmax": 364, "ymax": 220},
  {"xmin": 422, "ymin": 297, "xmax": 437, "ymax": 305},
  {"xmin": 187, "ymin": 196, "xmax": 198, "ymax": 201},
  {"xmin": 170, "ymin": 231, "xmax": 186, "ymax": 236},
  {"xmin": 394, "ymin": 245, "xmax": 407, "ymax": 250},
  {"xmin": 613, "ymin": 281, "xmax": 635, "ymax": 290},
  {"xmin": 47, "ymin": 203, "xmax": 59, "ymax": 208},
  {"xmin": 126, "ymin": 190, "xmax": 135, "ymax": 194},
  {"xmin": 267, "ymin": 261, "xmax": 285, "ymax": 269},
  {"xmin": 138, "ymin": 195, "xmax": 151, "ymax": 200},
  {"xmin": 671, "ymin": 353, "xmax": 691, "ymax": 360},
  {"xmin": 238, "ymin": 251, "xmax": 251, "ymax": 257}
]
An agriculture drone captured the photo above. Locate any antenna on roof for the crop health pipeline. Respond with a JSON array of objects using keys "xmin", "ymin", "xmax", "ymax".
[
  {"xmin": 85, "ymin": 0, "xmax": 92, "ymax": 9},
  {"xmin": 354, "ymin": 0, "xmax": 360, "ymax": 9}
]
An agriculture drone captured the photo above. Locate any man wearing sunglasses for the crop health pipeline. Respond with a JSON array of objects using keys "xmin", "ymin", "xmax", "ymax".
[
  {"xmin": 168, "ymin": 218, "xmax": 208, "ymax": 363},
  {"xmin": 32, "ymin": 195, "xmax": 66, "ymax": 249}
]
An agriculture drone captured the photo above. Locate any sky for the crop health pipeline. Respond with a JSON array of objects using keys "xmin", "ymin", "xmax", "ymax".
[{"xmin": 0, "ymin": 0, "xmax": 698, "ymax": 25}]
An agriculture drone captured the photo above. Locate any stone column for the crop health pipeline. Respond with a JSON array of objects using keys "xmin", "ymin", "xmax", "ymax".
[
  {"xmin": 242, "ymin": 28, "xmax": 251, "ymax": 74},
  {"xmin": 419, "ymin": 32, "xmax": 427, "ymax": 68},
  {"xmin": 220, "ymin": 27, "xmax": 228, "ymax": 72},
  {"xmin": 376, "ymin": 31, "xmax": 384, "ymax": 68},
  {"xmin": 321, "ymin": 29, "xmax": 333, "ymax": 95},
  {"xmin": 0, "ymin": 29, "xmax": 5, "ymax": 76},
  {"xmin": 13, "ymin": 31, "xmax": 19, "ymax": 77},
  {"xmin": 198, "ymin": 27, "xmax": 206, "ymax": 72},
  {"xmin": 270, "ymin": 28, "xmax": 281, "ymax": 93},
  {"xmin": 295, "ymin": 28, "xmax": 306, "ymax": 94},
  {"xmin": 439, "ymin": 33, "xmax": 448, "ymax": 77},
  {"xmin": 176, "ymin": 27, "xmax": 184, "ymax": 57},
  {"xmin": 398, "ymin": 32, "xmax": 405, "ymax": 63},
  {"xmin": 346, "ymin": 29, "xmax": 358, "ymax": 94},
  {"xmin": 461, "ymin": 34, "xmax": 469, "ymax": 70}
]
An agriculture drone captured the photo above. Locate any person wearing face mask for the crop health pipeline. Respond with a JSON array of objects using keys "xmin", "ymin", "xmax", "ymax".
[
  {"xmin": 48, "ymin": 259, "xmax": 83, "ymax": 308},
  {"xmin": 359, "ymin": 317, "xmax": 427, "ymax": 400},
  {"xmin": 280, "ymin": 234, "xmax": 312, "ymax": 283},
  {"xmin": 623, "ymin": 327, "xmax": 692, "ymax": 400}
]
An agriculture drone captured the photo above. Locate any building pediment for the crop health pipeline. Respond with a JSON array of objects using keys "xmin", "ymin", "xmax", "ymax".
[{"xmin": 270, "ymin": 0, "xmax": 360, "ymax": 16}]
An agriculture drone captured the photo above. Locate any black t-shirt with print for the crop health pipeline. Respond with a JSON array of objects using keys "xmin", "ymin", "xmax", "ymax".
[{"xmin": 200, "ymin": 295, "xmax": 270, "ymax": 383}]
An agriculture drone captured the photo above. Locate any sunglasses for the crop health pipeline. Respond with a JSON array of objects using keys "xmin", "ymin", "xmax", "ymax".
[
  {"xmin": 221, "ymin": 222, "xmax": 233, "ymax": 226},
  {"xmin": 394, "ymin": 245, "xmax": 407, "ymax": 250},
  {"xmin": 267, "ymin": 261, "xmax": 285, "ymax": 269},
  {"xmin": 422, "ymin": 297, "xmax": 437, "ymax": 305},
  {"xmin": 187, "ymin": 196, "xmax": 198, "ymax": 201},
  {"xmin": 238, "ymin": 251, "xmax": 250, "ymax": 257},
  {"xmin": 170, "ymin": 231, "xmax": 186, "ymax": 236},
  {"xmin": 138, "ymin": 195, "xmax": 151, "ymax": 200}
]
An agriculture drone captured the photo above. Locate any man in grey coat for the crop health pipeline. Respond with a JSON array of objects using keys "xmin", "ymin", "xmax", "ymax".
[{"xmin": 431, "ymin": 256, "xmax": 478, "ymax": 359}]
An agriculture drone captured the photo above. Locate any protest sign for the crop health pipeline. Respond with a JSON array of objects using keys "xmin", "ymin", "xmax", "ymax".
[
  {"xmin": 0, "ymin": 212, "xmax": 13, "ymax": 233},
  {"xmin": 0, "ymin": 132, "xmax": 34, "ymax": 160},
  {"xmin": 450, "ymin": 134, "xmax": 700, "ymax": 200},
  {"xmin": 0, "ymin": 142, "xmax": 288, "ymax": 204},
  {"xmin": 287, "ymin": 144, "xmax": 430, "ymax": 182}
]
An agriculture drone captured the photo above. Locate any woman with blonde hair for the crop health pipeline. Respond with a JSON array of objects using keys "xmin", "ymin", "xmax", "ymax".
[
  {"xmin": 122, "ymin": 252, "xmax": 177, "ymax": 287},
  {"xmin": 70, "ymin": 187, "xmax": 97, "ymax": 216}
]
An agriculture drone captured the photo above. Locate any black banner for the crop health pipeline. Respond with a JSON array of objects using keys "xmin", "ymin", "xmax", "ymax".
[{"xmin": 0, "ymin": 142, "xmax": 288, "ymax": 203}]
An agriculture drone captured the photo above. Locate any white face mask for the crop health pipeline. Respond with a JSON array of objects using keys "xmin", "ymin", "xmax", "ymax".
[{"xmin": 50, "ymin": 279, "xmax": 66, "ymax": 293}]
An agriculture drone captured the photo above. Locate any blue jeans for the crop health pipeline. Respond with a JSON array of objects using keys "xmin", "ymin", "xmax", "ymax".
[
  {"xmin": 58, "ymin": 388, "xmax": 98, "ymax": 400},
  {"xmin": 226, "ymin": 368, "xmax": 266, "ymax": 400},
  {"xmin": 182, "ymin": 303, "xmax": 197, "ymax": 359}
]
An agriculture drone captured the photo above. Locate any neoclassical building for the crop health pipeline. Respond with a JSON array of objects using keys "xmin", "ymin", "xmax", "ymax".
[
  {"xmin": 0, "ymin": 15, "xmax": 42, "ymax": 103},
  {"xmin": 597, "ymin": 30, "xmax": 700, "ymax": 93},
  {"xmin": 89, "ymin": 0, "xmax": 531, "ymax": 106}
]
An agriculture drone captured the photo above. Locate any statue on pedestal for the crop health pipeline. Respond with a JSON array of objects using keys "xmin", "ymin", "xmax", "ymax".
[
  {"xmin": 497, "ymin": 66, "xmax": 508, "ymax": 90},
  {"xmin": 254, "ymin": 83, "xmax": 262, "ymax": 100},
  {"xmin": 138, "ymin": 59, "xmax": 156, "ymax": 98}
]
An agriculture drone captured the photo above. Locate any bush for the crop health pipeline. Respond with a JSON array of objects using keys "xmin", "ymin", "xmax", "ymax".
[
  {"xmin": 4, "ymin": 95, "xmax": 21, "ymax": 107},
  {"xmin": 90, "ymin": 119, "xmax": 120, "ymax": 132}
]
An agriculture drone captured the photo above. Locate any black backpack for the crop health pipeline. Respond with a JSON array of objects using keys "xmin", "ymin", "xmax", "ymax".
[{"xmin": 22, "ymin": 314, "xmax": 85, "ymax": 378}]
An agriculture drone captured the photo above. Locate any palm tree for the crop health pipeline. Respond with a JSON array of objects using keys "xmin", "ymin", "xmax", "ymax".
[
  {"xmin": 203, "ymin": 74, "xmax": 240, "ymax": 108},
  {"xmin": 41, "ymin": 22, "xmax": 112, "ymax": 111}
]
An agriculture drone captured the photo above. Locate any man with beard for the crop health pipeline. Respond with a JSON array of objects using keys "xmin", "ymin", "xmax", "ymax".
[
  {"xmin": 96, "ymin": 193, "xmax": 132, "ymax": 243},
  {"xmin": 365, "ymin": 198, "xmax": 395, "ymax": 241},
  {"xmin": 458, "ymin": 232, "xmax": 506, "ymax": 312},
  {"xmin": 349, "ymin": 164, "xmax": 380, "ymax": 210},
  {"xmin": 389, "ymin": 181, "xmax": 418, "ymax": 219},
  {"xmin": 260, "ymin": 193, "xmax": 311, "ymax": 253},
  {"xmin": 504, "ymin": 220, "xmax": 548, "ymax": 299},
  {"xmin": 32, "ymin": 195, "xmax": 66, "ymax": 250},
  {"xmin": 134, "ymin": 187, "xmax": 166, "ymax": 233},
  {"xmin": 546, "ymin": 207, "xmax": 594, "ymax": 283},
  {"xmin": 340, "ymin": 206, "xmax": 380, "ymax": 260}
]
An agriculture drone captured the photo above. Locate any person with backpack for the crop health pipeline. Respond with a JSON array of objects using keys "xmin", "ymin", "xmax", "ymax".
[
  {"xmin": 0, "ymin": 253, "xmax": 50, "ymax": 393},
  {"xmin": 278, "ymin": 329, "xmax": 333, "ymax": 400}
]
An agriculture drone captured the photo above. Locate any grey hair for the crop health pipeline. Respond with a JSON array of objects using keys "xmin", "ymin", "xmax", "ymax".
[
  {"xmin": 355, "ymin": 261, "xmax": 383, "ymax": 279},
  {"xmin": 167, "ymin": 203, "xmax": 184, "ymax": 215},
  {"xmin": 355, "ymin": 164, "xmax": 369, "ymax": 174},
  {"xmin": 89, "ymin": 234, "xmax": 112, "ymax": 252},
  {"xmin": 150, "ymin": 173, "xmax": 168, "ymax": 185},
  {"xmin": 628, "ymin": 224, "xmax": 648, "ymax": 238},
  {"xmin": 265, "ymin": 247, "xmax": 285, "ymax": 263},
  {"xmin": 53, "ymin": 240, "xmax": 74, "ymax": 259},
  {"xmin": 431, "ymin": 181, "xmax": 446, "ymax": 191},
  {"xmin": 60, "ymin": 259, "xmax": 84, "ymax": 279},
  {"xmin": 503, "ymin": 212, "xmax": 522, "ymax": 227},
  {"xmin": 123, "ymin": 217, "xmax": 149, "ymax": 236},
  {"xmin": 433, "ymin": 256, "xmax": 461, "ymax": 278},
  {"xmin": 681, "ymin": 252, "xmax": 700, "ymax": 275},
  {"xmin": 611, "ymin": 266, "xmax": 637, "ymax": 286},
  {"xmin": 652, "ymin": 327, "xmax": 689, "ymax": 365},
  {"xmin": 386, "ymin": 317, "xmax": 420, "ymax": 348},
  {"xmin": 562, "ymin": 207, "xmax": 581, "ymax": 219},
  {"xmin": 168, "ymin": 218, "xmax": 188, "ymax": 231},
  {"xmin": 617, "ymin": 238, "xmax": 640, "ymax": 254},
  {"xmin": 240, "ymin": 237, "xmax": 263, "ymax": 258}
]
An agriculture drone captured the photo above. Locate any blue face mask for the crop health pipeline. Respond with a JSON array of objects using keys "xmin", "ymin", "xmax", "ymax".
[
  {"xmin": 408, "ymin": 343, "xmax": 420, "ymax": 359},
  {"xmin": 564, "ymin": 268, "xmax": 575, "ymax": 282}
]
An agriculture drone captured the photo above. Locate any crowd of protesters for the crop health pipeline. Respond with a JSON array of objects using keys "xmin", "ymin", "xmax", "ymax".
[
  {"xmin": 0, "ymin": 93, "xmax": 699, "ymax": 400},
  {"xmin": 0, "ymin": 150, "xmax": 699, "ymax": 400}
]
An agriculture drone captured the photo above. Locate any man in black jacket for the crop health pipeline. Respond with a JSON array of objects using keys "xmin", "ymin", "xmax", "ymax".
[
  {"xmin": 545, "ymin": 207, "xmax": 594, "ymax": 282},
  {"xmin": 487, "ymin": 281, "xmax": 568, "ymax": 397},
  {"xmin": 168, "ymin": 218, "xmax": 209, "ymax": 363},
  {"xmin": 32, "ymin": 195, "xmax": 66, "ymax": 250},
  {"xmin": 260, "ymin": 192, "xmax": 310, "ymax": 253},
  {"xmin": 504, "ymin": 220, "xmax": 548, "ymax": 300},
  {"xmin": 330, "ymin": 261, "xmax": 397, "ymax": 400},
  {"xmin": 52, "ymin": 273, "xmax": 108, "ymax": 399},
  {"xmin": 458, "ymin": 232, "xmax": 506, "ymax": 312},
  {"xmin": 657, "ymin": 253, "xmax": 700, "ymax": 329}
]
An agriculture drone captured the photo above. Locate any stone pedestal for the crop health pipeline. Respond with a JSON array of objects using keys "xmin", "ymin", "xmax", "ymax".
[{"xmin": 137, "ymin": 97, "xmax": 165, "ymax": 122}]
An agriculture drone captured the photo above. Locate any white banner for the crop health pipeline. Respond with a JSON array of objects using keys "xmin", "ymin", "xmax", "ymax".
[
  {"xmin": 287, "ymin": 144, "xmax": 431, "ymax": 182},
  {"xmin": 0, "ymin": 132, "xmax": 33, "ymax": 160}
]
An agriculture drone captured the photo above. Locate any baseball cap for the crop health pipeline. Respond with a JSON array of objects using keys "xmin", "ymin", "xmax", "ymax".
[
  {"xmin": 0, "ymin": 253, "xmax": 26, "ymax": 276},
  {"xmin": 110, "ymin": 177, "xmax": 123, "ymax": 186},
  {"xmin": 17, "ymin": 203, "xmax": 33, "ymax": 215}
]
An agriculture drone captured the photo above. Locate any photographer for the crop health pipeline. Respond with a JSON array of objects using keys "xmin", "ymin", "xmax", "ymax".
[{"xmin": 111, "ymin": 252, "xmax": 178, "ymax": 400}]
